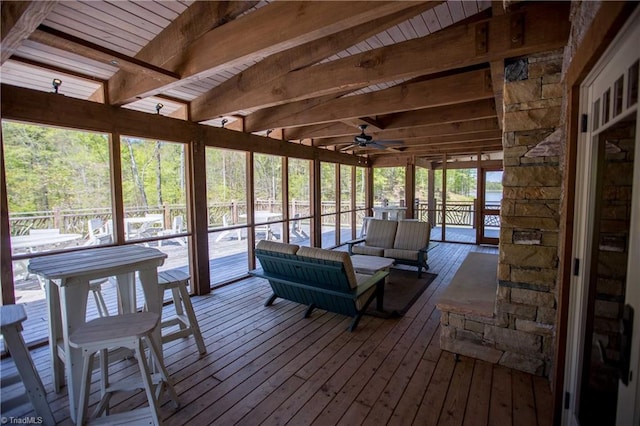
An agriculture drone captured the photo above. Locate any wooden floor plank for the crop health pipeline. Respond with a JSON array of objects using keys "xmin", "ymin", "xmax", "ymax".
[
  {"xmin": 413, "ymin": 351, "xmax": 458, "ymax": 426},
  {"xmin": 488, "ymin": 365, "xmax": 513, "ymax": 426},
  {"xmin": 1, "ymin": 243, "xmax": 553, "ymax": 426},
  {"xmin": 312, "ymin": 317, "xmax": 415, "ymax": 425},
  {"xmin": 361, "ymin": 314, "xmax": 441, "ymax": 425},
  {"xmin": 171, "ymin": 311, "xmax": 336, "ymax": 425},
  {"xmin": 512, "ymin": 369, "xmax": 538, "ymax": 426},
  {"xmin": 260, "ymin": 317, "xmax": 381, "ymax": 425},
  {"xmin": 438, "ymin": 355, "xmax": 475, "ymax": 426},
  {"xmin": 533, "ymin": 376, "xmax": 553, "ymax": 426},
  {"xmin": 286, "ymin": 320, "xmax": 398, "ymax": 425},
  {"xmin": 462, "ymin": 359, "xmax": 493, "ymax": 426},
  {"xmin": 214, "ymin": 314, "xmax": 347, "ymax": 425},
  {"xmin": 387, "ymin": 357, "xmax": 438, "ymax": 426}
]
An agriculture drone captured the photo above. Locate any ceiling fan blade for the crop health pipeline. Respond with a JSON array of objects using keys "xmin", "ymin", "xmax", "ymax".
[
  {"xmin": 377, "ymin": 140, "xmax": 404, "ymax": 146},
  {"xmin": 369, "ymin": 142, "xmax": 389, "ymax": 150}
]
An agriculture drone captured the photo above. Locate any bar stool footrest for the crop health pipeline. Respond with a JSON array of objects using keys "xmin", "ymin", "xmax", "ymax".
[
  {"xmin": 102, "ymin": 373, "xmax": 164, "ymax": 394},
  {"xmin": 87, "ymin": 407, "xmax": 154, "ymax": 425}
]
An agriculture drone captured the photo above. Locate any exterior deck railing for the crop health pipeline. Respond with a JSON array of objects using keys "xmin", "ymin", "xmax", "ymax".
[
  {"xmin": 9, "ymin": 201, "xmax": 501, "ymax": 238},
  {"xmin": 8, "ymin": 201, "xmax": 368, "ymax": 237},
  {"xmin": 414, "ymin": 201, "xmax": 501, "ymax": 228}
]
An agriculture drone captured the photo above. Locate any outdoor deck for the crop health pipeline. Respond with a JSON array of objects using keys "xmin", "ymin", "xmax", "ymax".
[
  {"xmin": 1, "ymin": 242, "xmax": 552, "ymax": 426},
  {"xmin": 6, "ymin": 225, "xmax": 488, "ymax": 350}
]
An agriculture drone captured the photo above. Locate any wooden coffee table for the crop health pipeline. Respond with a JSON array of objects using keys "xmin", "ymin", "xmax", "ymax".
[{"xmin": 350, "ymin": 255, "xmax": 395, "ymax": 311}]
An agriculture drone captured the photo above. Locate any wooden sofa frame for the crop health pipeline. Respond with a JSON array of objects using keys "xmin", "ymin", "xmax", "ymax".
[{"xmin": 250, "ymin": 248, "xmax": 388, "ymax": 331}]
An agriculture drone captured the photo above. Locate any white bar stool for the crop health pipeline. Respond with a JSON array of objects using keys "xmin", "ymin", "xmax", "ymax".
[
  {"xmin": 158, "ymin": 270, "xmax": 206, "ymax": 356},
  {"xmin": 0, "ymin": 304, "xmax": 55, "ymax": 426},
  {"xmin": 69, "ymin": 312, "xmax": 179, "ymax": 425},
  {"xmin": 89, "ymin": 279, "xmax": 110, "ymax": 317}
]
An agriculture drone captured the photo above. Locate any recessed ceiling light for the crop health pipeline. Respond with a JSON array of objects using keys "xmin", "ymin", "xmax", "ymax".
[{"xmin": 110, "ymin": 60, "xmax": 119, "ymax": 65}]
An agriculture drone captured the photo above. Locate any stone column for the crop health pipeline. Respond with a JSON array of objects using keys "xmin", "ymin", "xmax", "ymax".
[{"xmin": 495, "ymin": 49, "xmax": 564, "ymax": 375}]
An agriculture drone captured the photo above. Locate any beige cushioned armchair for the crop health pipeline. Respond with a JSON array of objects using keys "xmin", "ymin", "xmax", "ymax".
[{"xmin": 348, "ymin": 219, "xmax": 431, "ymax": 276}]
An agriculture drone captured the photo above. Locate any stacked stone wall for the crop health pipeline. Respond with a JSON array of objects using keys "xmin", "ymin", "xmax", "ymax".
[
  {"xmin": 438, "ymin": 2, "xmax": 614, "ymax": 378},
  {"xmin": 496, "ymin": 49, "xmax": 565, "ymax": 376}
]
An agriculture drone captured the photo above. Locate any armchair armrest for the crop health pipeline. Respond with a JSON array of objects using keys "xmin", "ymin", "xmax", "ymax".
[
  {"xmin": 420, "ymin": 241, "xmax": 438, "ymax": 253},
  {"xmin": 355, "ymin": 270, "xmax": 389, "ymax": 296},
  {"xmin": 345, "ymin": 237, "xmax": 366, "ymax": 255}
]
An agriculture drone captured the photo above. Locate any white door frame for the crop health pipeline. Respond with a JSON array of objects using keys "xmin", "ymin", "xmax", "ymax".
[{"xmin": 563, "ymin": 8, "xmax": 640, "ymax": 426}]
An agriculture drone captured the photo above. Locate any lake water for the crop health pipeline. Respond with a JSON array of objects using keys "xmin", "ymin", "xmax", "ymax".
[{"xmin": 485, "ymin": 191, "xmax": 502, "ymax": 202}]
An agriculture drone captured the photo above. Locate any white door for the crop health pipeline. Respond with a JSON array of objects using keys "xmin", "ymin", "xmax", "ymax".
[{"xmin": 563, "ymin": 9, "xmax": 640, "ymax": 426}]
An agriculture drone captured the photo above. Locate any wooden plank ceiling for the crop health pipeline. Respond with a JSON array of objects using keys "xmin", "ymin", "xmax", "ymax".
[{"xmin": 0, "ymin": 1, "xmax": 570, "ymax": 166}]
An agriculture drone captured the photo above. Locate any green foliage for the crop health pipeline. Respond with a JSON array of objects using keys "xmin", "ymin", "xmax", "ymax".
[
  {"xmin": 320, "ymin": 162, "xmax": 336, "ymax": 203},
  {"xmin": 486, "ymin": 181, "xmax": 503, "ymax": 190},
  {"xmin": 254, "ymin": 153, "xmax": 282, "ymax": 201},
  {"xmin": 3, "ymin": 122, "xmax": 112, "ymax": 212},
  {"xmin": 446, "ymin": 168, "xmax": 477, "ymax": 199},
  {"xmin": 355, "ymin": 167, "xmax": 366, "ymax": 204},
  {"xmin": 288, "ymin": 158, "xmax": 310, "ymax": 202},
  {"xmin": 340, "ymin": 164, "xmax": 353, "ymax": 205},
  {"xmin": 206, "ymin": 147, "xmax": 246, "ymax": 203},
  {"xmin": 412, "ymin": 166, "xmax": 485, "ymax": 204},
  {"xmin": 3, "ymin": 122, "xmax": 187, "ymax": 214},
  {"xmin": 373, "ymin": 167, "xmax": 405, "ymax": 203}
]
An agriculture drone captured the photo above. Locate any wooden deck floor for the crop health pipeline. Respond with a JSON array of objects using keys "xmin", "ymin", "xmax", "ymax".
[{"xmin": 1, "ymin": 242, "xmax": 552, "ymax": 425}]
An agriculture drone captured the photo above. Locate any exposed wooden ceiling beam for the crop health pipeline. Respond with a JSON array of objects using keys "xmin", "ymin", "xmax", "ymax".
[
  {"xmin": 241, "ymin": 91, "xmax": 352, "ymax": 136},
  {"xmin": 104, "ymin": 1, "xmax": 258, "ymax": 105},
  {"xmin": 1, "ymin": 1, "xmax": 57, "ymax": 64},
  {"xmin": 246, "ymin": 68, "xmax": 494, "ymax": 131},
  {"xmin": 29, "ymin": 25, "xmax": 180, "ymax": 87},
  {"xmin": 190, "ymin": 2, "xmax": 441, "ymax": 122},
  {"xmin": 490, "ymin": 60, "xmax": 505, "ymax": 129},
  {"xmin": 287, "ymin": 99, "xmax": 497, "ymax": 140},
  {"xmin": 346, "ymin": 131, "xmax": 502, "ymax": 154},
  {"xmin": 289, "ymin": 122, "xmax": 360, "ymax": 141},
  {"xmin": 108, "ymin": 1, "xmax": 425, "ymax": 106},
  {"xmin": 316, "ymin": 118, "xmax": 500, "ymax": 146},
  {"xmin": 371, "ymin": 142, "xmax": 503, "ymax": 158},
  {"xmin": 492, "ymin": 1, "xmax": 506, "ymax": 16},
  {"xmin": 370, "ymin": 144, "xmax": 503, "ymax": 166},
  {"xmin": 397, "ymin": 142, "xmax": 504, "ymax": 155},
  {"xmin": 213, "ymin": 2, "xmax": 569, "ymax": 119},
  {"xmin": 399, "ymin": 130, "xmax": 502, "ymax": 146},
  {"xmin": 431, "ymin": 159, "xmax": 503, "ymax": 169},
  {"xmin": 373, "ymin": 152, "xmax": 503, "ymax": 167},
  {"xmin": 339, "ymin": 117, "xmax": 386, "ymax": 133},
  {"xmin": 377, "ymin": 99, "xmax": 497, "ymax": 129}
]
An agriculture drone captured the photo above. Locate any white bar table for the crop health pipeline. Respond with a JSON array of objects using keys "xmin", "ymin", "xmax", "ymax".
[
  {"xmin": 372, "ymin": 206, "xmax": 407, "ymax": 221},
  {"xmin": 11, "ymin": 232, "xmax": 83, "ymax": 253},
  {"xmin": 28, "ymin": 245, "xmax": 167, "ymax": 423}
]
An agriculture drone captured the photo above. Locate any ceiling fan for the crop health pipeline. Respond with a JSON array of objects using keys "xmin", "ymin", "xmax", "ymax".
[{"xmin": 340, "ymin": 125, "xmax": 403, "ymax": 152}]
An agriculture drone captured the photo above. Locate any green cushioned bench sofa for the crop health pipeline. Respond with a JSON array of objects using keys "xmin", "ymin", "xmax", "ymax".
[{"xmin": 249, "ymin": 240, "xmax": 388, "ymax": 331}]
